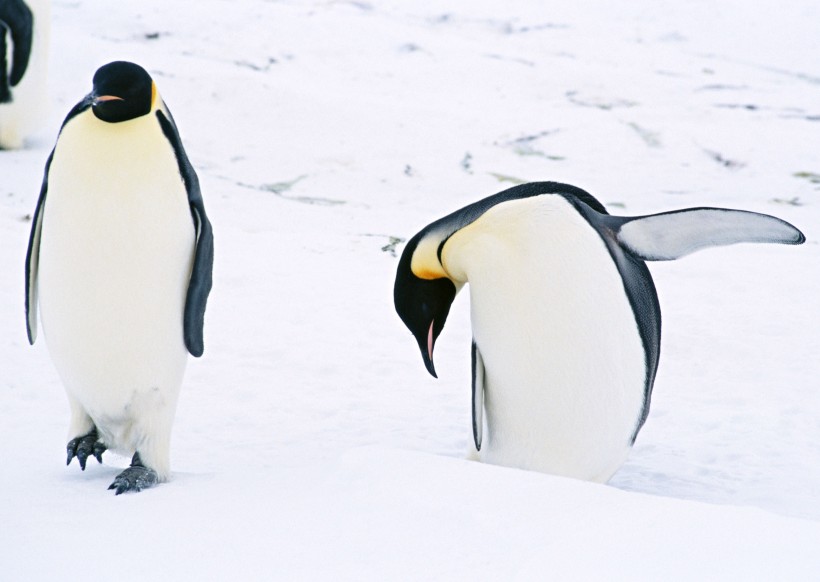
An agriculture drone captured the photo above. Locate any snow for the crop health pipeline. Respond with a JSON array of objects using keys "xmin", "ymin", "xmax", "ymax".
[{"xmin": 2, "ymin": 0, "xmax": 819, "ymax": 579}]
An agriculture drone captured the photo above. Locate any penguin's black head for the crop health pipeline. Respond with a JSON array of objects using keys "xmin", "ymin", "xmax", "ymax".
[
  {"xmin": 394, "ymin": 234, "xmax": 457, "ymax": 378},
  {"xmin": 91, "ymin": 61, "xmax": 154, "ymax": 123}
]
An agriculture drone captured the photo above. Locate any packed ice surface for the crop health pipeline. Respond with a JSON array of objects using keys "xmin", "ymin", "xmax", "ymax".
[{"xmin": 1, "ymin": 0, "xmax": 819, "ymax": 579}]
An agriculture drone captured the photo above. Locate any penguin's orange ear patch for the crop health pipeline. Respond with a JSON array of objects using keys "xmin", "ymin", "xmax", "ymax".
[
  {"xmin": 411, "ymin": 236, "xmax": 449, "ymax": 280},
  {"xmin": 151, "ymin": 82, "xmax": 157, "ymax": 109},
  {"xmin": 413, "ymin": 265, "xmax": 445, "ymax": 280}
]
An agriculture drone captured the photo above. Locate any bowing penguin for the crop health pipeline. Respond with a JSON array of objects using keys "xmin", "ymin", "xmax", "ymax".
[
  {"xmin": 0, "ymin": 0, "xmax": 49, "ymax": 148},
  {"xmin": 25, "ymin": 61, "xmax": 213, "ymax": 494},
  {"xmin": 394, "ymin": 182, "xmax": 804, "ymax": 482}
]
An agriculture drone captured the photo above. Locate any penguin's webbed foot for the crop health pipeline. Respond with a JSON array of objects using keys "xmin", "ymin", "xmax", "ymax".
[
  {"xmin": 108, "ymin": 453, "xmax": 158, "ymax": 495},
  {"xmin": 66, "ymin": 428, "xmax": 107, "ymax": 470}
]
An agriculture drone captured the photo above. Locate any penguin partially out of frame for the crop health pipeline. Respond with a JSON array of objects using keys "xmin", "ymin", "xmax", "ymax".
[
  {"xmin": 25, "ymin": 61, "xmax": 213, "ymax": 494},
  {"xmin": 0, "ymin": 0, "xmax": 50, "ymax": 149},
  {"xmin": 394, "ymin": 182, "xmax": 804, "ymax": 483}
]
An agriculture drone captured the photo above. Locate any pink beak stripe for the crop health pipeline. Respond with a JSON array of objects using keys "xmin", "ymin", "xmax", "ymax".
[
  {"xmin": 96, "ymin": 95, "xmax": 124, "ymax": 102},
  {"xmin": 427, "ymin": 320, "xmax": 435, "ymax": 362}
]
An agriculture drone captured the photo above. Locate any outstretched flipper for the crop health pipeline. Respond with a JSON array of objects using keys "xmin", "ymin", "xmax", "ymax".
[
  {"xmin": 108, "ymin": 452, "xmax": 158, "ymax": 495},
  {"xmin": 608, "ymin": 208, "xmax": 805, "ymax": 261},
  {"xmin": 569, "ymin": 199, "xmax": 804, "ymax": 439},
  {"xmin": 66, "ymin": 427, "xmax": 106, "ymax": 470},
  {"xmin": 471, "ymin": 340, "xmax": 485, "ymax": 451},
  {"xmin": 0, "ymin": 0, "xmax": 33, "ymax": 103}
]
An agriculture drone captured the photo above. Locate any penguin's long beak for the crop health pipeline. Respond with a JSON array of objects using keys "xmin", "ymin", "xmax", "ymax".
[{"xmin": 419, "ymin": 321, "xmax": 438, "ymax": 378}]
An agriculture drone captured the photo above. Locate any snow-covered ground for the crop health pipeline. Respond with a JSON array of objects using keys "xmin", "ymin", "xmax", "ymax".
[{"xmin": 2, "ymin": 0, "xmax": 819, "ymax": 579}]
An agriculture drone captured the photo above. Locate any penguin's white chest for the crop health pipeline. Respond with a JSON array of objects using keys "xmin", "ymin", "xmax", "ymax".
[
  {"xmin": 442, "ymin": 196, "xmax": 647, "ymax": 482},
  {"xmin": 37, "ymin": 110, "xmax": 194, "ymax": 444}
]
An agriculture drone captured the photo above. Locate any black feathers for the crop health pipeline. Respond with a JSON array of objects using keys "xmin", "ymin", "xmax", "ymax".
[
  {"xmin": 0, "ymin": 0, "xmax": 33, "ymax": 103},
  {"xmin": 157, "ymin": 109, "xmax": 214, "ymax": 358}
]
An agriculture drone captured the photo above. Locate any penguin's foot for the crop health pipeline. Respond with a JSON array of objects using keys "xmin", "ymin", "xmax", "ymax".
[
  {"xmin": 108, "ymin": 453, "xmax": 158, "ymax": 495},
  {"xmin": 66, "ymin": 428, "xmax": 107, "ymax": 470}
]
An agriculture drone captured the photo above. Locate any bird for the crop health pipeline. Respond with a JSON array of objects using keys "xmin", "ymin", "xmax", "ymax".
[
  {"xmin": 394, "ymin": 181, "xmax": 804, "ymax": 482},
  {"xmin": 0, "ymin": 0, "xmax": 50, "ymax": 149},
  {"xmin": 25, "ymin": 60, "xmax": 214, "ymax": 494}
]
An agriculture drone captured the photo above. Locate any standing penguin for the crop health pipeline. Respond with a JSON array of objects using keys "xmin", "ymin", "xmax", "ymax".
[
  {"xmin": 25, "ymin": 61, "xmax": 213, "ymax": 494},
  {"xmin": 394, "ymin": 182, "xmax": 804, "ymax": 483},
  {"xmin": 0, "ymin": 0, "xmax": 50, "ymax": 148}
]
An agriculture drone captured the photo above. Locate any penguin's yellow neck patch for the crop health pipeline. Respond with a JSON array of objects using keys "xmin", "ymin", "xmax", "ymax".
[
  {"xmin": 151, "ymin": 82, "xmax": 157, "ymax": 110},
  {"xmin": 411, "ymin": 235, "xmax": 449, "ymax": 280}
]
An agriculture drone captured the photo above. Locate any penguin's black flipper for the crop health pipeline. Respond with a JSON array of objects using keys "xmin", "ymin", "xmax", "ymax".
[
  {"xmin": 156, "ymin": 108, "xmax": 214, "ymax": 358},
  {"xmin": 108, "ymin": 453, "xmax": 158, "ymax": 495},
  {"xmin": 0, "ymin": 0, "xmax": 34, "ymax": 102},
  {"xmin": 24, "ymin": 150, "xmax": 53, "ymax": 344},
  {"xmin": 0, "ymin": 22, "xmax": 8, "ymax": 103},
  {"xmin": 66, "ymin": 427, "xmax": 106, "ymax": 470},
  {"xmin": 471, "ymin": 340, "xmax": 485, "ymax": 451}
]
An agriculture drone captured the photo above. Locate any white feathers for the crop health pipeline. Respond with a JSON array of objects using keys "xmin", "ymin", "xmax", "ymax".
[
  {"xmin": 37, "ymin": 104, "xmax": 194, "ymax": 480},
  {"xmin": 617, "ymin": 208, "xmax": 805, "ymax": 261},
  {"xmin": 426, "ymin": 192, "xmax": 805, "ymax": 482},
  {"xmin": 443, "ymin": 195, "xmax": 646, "ymax": 482}
]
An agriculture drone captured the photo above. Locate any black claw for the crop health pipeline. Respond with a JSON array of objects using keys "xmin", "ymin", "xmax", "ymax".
[
  {"xmin": 108, "ymin": 454, "xmax": 158, "ymax": 495},
  {"xmin": 77, "ymin": 449, "xmax": 89, "ymax": 471},
  {"xmin": 66, "ymin": 428, "xmax": 107, "ymax": 469},
  {"xmin": 93, "ymin": 442, "xmax": 106, "ymax": 464}
]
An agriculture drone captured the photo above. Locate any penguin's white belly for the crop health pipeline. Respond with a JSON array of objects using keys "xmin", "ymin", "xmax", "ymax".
[
  {"xmin": 443, "ymin": 196, "xmax": 646, "ymax": 482},
  {"xmin": 38, "ymin": 111, "xmax": 194, "ymax": 452}
]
